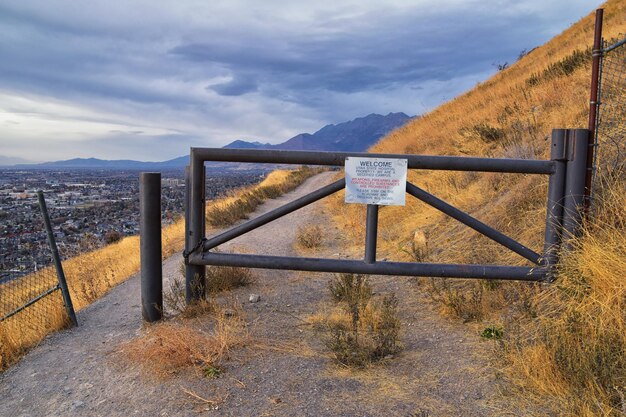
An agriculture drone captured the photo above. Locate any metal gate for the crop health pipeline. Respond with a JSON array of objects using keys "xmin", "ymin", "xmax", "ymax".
[{"xmin": 180, "ymin": 128, "xmax": 590, "ymax": 303}]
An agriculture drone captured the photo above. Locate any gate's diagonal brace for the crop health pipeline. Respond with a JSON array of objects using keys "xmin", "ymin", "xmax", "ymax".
[
  {"xmin": 189, "ymin": 251, "xmax": 547, "ymax": 281},
  {"xmin": 405, "ymin": 182, "xmax": 543, "ymax": 265},
  {"xmin": 202, "ymin": 178, "xmax": 346, "ymax": 251}
]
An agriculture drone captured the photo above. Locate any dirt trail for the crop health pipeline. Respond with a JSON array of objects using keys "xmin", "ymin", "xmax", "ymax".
[{"xmin": 0, "ymin": 172, "xmax": 513, "ymax": 417}]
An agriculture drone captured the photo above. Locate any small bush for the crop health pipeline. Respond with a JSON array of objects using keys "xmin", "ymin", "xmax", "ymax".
[
  {"xmin": 328, "ymin": 273, "xmax": 372, "ymax": 306},
  {"xmin": 296, "ymin": 224, "xmax": 323, "ymax": 249},
  {"xmin": 206, "ymin": 265, "xmax": 252, "ymax": 293},
  {"xmin": 472, "ymin": 123, "xmax": 505, "ymax": 143},
  {"xmin": 481, "ymin": 326, "xmax": 503, "ymax": 340},
  {"xmin": 104, "ymin": 230, "xmax": 123, "ymax": 244},
  {"xmin": 323, "ymin": 274, "xmax": 401, "ymax": 368},
  {"xmin": 525, "ymin": 48, "xmax": 590, "ymax": 87},
  {"xmin": 163, "ymin": 274, "xmax": 187, "ymax": 314},
  {"xmin": 167, "ymin": 261, "xmax": 252, "ymax": 316},
  {"xmin": 459, "ymin": 123, "xmax": 505, "ymax": 143},
  {"xmin": 326, "ymin": 294, "xmax": 401, "ymax": 368},
  {"xmin": 426, "ymin": 279, "xmax": 484, "ymax": 322}
]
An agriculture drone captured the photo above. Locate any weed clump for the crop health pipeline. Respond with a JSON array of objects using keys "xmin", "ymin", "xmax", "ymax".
[
  {"xmin": 295, "ymin": 224, "xmax": 323, "ymax": 249},
  {"xmin": 165, "ymin": 261, "xmax": 253, "ymax": 316},
  {"xmin": 426, "ymin": 279, "xmax": 485, "ymax": 322},
  {"xmin": 459, "ymin": 123, "xmax": 505, "ymax": 143},
  {"xmin": 525, "ymin": 48, "xmax": 590, "ymax": 87},
  {"xmin": 206, "ymin": 264, "xmax": 252, "ymax": 293},
  {"xmin": 322, "ymin": 274, "xmax": 401, "ymax": 368},
  {"xmin": 328, "ymin": 273, "xmax": 372, "ymax": 305}
]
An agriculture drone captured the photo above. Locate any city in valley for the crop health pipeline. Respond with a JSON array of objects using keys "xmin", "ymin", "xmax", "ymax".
[{"xmin": 0, "ymin": 169, "xmax": 266, "ymax": 281}]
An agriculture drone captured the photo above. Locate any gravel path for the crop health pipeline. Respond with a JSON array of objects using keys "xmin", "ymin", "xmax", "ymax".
[{"xmin": 0, "ymin": 172, "xmax": 514, "ymax": 417}]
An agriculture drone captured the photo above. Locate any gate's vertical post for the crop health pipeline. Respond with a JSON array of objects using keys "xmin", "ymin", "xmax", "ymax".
[
  {"xmin": 37, "ymin": 191, "xmax": 78, "ymax": 327},
  {"xmin": 543, "ymin": 130, "xmax": 568, "ymax": 274},
  {"xmin": 562, "ymin": 129, "xmax": 590, "ymax": 241},
  {"xmin": 184, "ymin": 165, "xmax": 190, "ymax": 261},
  {"xmin": 140, "ymin": 172, "xmax": 163, "ymax": 322},
  {"xmin": 186, "ymin": 150, "xmax": 206, "ymax": 302},
  {"xmin": 364, "ymin": 204, "xmax": 379, "ymax": 264}
]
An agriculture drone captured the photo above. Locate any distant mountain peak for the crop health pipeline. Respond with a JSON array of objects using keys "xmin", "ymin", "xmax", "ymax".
[
  {"xmin": 227, "ymin": 112, "xmax": 414, "ymax": 152},
  {"xmin": 9, "ymin": 112, "xmax": 414, "ymax": 169},
  {"xmin": 223, "ymin": 139, "xmax": 272, "ymax": 149}
]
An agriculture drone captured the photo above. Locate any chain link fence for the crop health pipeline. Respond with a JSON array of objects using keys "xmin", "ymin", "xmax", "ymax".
[
  {"xmin": 0, "ymin": 193, "xmax": 74, "ymax": 369},
  {"xmin": 594, "ymin": 34, "xmax": 626, "ymax": 179}
]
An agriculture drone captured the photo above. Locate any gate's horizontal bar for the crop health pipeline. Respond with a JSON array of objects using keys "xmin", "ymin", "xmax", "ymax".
[
  {"xmin": 192, "ymin": 148, "xmax": 554, "ymax": 174},
  {"xmin": 203, "ymin": 178, "xmax": 345, "ymax": 250},
  {"xmin": 189, "ymin": 252, "xmax": 547, "ymax": 281},
  {"xmin": 406, "ymin": 182, "xmax": 543, "ymax": 265},
  {"xmin": 0, "ymin": 285, "xmax": 60, "ymax": 323}
]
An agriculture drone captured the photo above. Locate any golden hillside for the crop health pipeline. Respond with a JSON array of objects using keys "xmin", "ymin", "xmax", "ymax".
[{"xmin": 329, "ymin": 1, "xmax": 626, "ymax": 415}]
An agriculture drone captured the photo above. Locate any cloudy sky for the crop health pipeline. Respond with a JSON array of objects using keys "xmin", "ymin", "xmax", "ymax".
[{"xmin": 0, "ymin": 1, "xmax": 597, "ymax": 162}]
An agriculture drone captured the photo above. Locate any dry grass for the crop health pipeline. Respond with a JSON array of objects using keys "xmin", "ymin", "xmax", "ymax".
[
  {"xmin": 164, "ymin": 260, "xmax": 253, "ymax": 317},
  {"xmin": 328, "ymin": 273, "xmax": 372, "ymax": 305},
  {"xmin": 206, "ymin": 264, "xmax": 253, "ymax": 294},
  {"xmin": 206, "ymin": 166, "xmax": 322, "ymax": 227},
  {"xmin": 118, "ymin": 301, "xmax": 248, "ymax": 378},
  {"xmin": 504, "ymin": 176, "xmax": 626, "ymax": 416},
  {"xmin": 295, "ymin": 224, "xmax": 323, "ymax": 249},
  {"xmin": 0, "ymin": 166, "xmax": 315, "ymax": 370}
]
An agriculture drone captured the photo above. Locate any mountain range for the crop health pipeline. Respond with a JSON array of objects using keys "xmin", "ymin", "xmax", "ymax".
[{"xmin": 3, "ymin": 112, "xmax": 412, "ymax": 170}]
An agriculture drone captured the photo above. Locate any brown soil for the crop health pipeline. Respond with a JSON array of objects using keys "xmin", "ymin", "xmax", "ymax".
[{"xmin": 0, "ymin": 172, "xmax": 517, "ymax": 417}]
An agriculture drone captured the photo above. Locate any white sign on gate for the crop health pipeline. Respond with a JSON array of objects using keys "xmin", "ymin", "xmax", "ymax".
[{"xmin": 345, "ymin": 157, "xmax": 408, "ymax": 206}]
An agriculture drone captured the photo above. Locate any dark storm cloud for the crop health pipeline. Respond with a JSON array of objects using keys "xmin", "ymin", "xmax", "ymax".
[
  {"xmin": 169, "ymin": 6, "xmax": 528, "ymax": 97},
  {"xmin": 208, "ymin": 76, "xmax": 259, "ymax": 96}
]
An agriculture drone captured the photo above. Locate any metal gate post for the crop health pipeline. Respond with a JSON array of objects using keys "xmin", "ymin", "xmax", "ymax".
[
  {"xmin": 185, "ymin": 150, "xmax": 206, "ymax": 302},
  {"xmin": 364, "ymin": 204, "xmax": 379, "ymax": 264},
  {"xmin": 140, "ymin": 172, "xmax": 163, "ymax": 322},
  {"xmin": 543, "ymin": 130, "xmax": 568, "ymax": 273},
  {"xmin": 562, "ymin": 129, "xmax": 590, "ymax": 240},
  {"xmin": 37, "ymin": 191, "xmax": 78, "ymax": 326}
]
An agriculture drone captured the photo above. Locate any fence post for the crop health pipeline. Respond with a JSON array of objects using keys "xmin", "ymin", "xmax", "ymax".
[
  {"xmin": 585, "ymin": 8, "xmax": 604, "ymax": 211},
  {"xmin": 562, "ymin": 129, "xmax": 590, "ymax": 241},
  {"xmin": 37, "ymin": 191, "xmax": 78, "ymax": 327},
  {"xmin": 364, "ymin": 204, "xmax": 378, "ymax": 264},
  {"xmin": 185, "ymin": 151, "xmax": 206, "ymax": 303},
  {"xmin": 140, "ymin": 172, "xmax": 162, "ymax": 322}
]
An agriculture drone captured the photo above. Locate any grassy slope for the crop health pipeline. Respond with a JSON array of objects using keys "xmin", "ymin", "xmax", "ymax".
[{"xmin": 328, "ymin": 1, "xmax": 626, "ymax": 415}]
